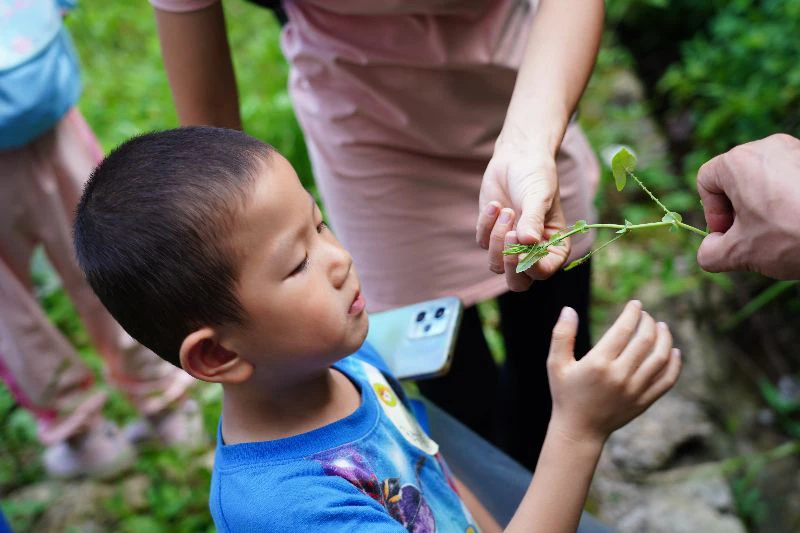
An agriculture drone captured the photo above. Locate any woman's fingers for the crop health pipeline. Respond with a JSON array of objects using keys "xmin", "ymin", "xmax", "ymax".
[
  {"xmin": 504, "ymin": 231, "xmax": 534, "ymax": 292},
  {"xmin": 488, "ymin": 208, "xmax": 516, "ymax": 274},
  {"xmin": 477, "ymin": 201, "xmax": 502, "ymax": 250}
]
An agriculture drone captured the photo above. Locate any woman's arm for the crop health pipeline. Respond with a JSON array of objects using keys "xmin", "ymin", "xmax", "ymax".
[
  {"xmin": 477, "ymin": 0, "xmax": 604, "ymax": 289},
  {"xmin": 153, "ymin": 2, "xmax": 243, "ymax": 129},
  {"xmin": 504, "ymin": 0, "xmax": 604, "ymax": 157}
]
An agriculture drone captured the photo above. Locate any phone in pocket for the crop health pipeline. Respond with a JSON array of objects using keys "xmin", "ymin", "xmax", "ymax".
[{"xmin": 366, "ymin": 296, "xmax": 463, "ymax": 380}]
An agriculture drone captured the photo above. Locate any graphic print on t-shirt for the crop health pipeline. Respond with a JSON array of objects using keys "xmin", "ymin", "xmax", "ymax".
[{"xmin": 311, "ymin": 447, "xmax": 435, "ymax": 532}]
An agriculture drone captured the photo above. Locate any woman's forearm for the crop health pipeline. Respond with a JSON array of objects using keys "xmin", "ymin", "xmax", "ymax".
[
  {"xmin": 504, "ymin": 418, "xmax": 604, "ymax": 533},
  {"xmin": 154, "ymin": 3, "xmax": 243, "ymax": 129},
  {"xmin": 503, "ymin": 0, "xmax": 604, "ymax": 156}
]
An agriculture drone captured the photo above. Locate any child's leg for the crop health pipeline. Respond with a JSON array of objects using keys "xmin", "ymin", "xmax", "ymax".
[
  {"xmin": 0, "ymin": 140, "xmax": 105, "ymax": 447},
  {"xmin": 43, "ymin": 109, "xmax": 196, "ymax": 417}
]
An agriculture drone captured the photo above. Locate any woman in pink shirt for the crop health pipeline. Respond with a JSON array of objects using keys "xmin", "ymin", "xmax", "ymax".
[{"xmin": 151, "ymin": 0, "xmax": 602, "ymax": 470}]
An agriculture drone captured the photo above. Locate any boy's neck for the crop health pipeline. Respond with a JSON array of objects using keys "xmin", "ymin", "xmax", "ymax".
[{"xmin": 219, "ymin": 365, "xmax": 361, "ymax": 445}]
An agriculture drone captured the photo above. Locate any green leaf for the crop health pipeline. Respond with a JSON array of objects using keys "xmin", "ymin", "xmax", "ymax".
[
  {"xmin": 515, "ymin": 247, "xmax": 549, "ymax": 274},
  {"xmin": 565, "ymin": 253, "xmax": 591, "ymax": 271},
  {"xmin": 611, "ymin": 147, "xmax": 637, "ymax": 192},
  {"xmin": 574, "ymin": 219, "xmax": 588, "ymax": 232},
  {"xmin": 662, "ymin": 211, "xmax": 683, "ymax": 223}
]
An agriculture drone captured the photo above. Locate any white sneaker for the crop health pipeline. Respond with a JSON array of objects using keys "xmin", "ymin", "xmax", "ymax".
[{"xmin": 43, "ymin": 419, "xmax": 136, "ymax": 480}]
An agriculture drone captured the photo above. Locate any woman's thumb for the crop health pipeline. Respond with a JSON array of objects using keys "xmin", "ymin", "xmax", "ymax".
[{"xmin": 548, "ymin": 307, "xmax": 578, "ymax": 368}]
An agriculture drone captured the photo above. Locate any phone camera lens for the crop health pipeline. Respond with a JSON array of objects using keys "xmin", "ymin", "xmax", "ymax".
[
  {"xmin": 416, "ymin": 311, "xmax": 426, "ymax": 322},
  {"xmin": 435, "ymin": 307, "xmax": 445, "ymax": 319}
]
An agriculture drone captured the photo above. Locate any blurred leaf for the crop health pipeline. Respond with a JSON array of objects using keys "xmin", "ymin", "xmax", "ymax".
[{"xmin": 611, "ymin": 147, "xmax": 637, "ymax": 191}]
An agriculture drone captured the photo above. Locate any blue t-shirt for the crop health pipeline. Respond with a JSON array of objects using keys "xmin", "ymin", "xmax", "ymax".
[{"xmin": 209, "ymin": 344, "xmax": 478, "ymax": 532}]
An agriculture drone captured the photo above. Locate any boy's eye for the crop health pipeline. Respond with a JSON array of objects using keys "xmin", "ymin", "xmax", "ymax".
[
  {"xmin": 317, "ymin": 221, "xmax": 328, "ymax": 233},
  {"xmin": 290, "ymin": 255, "xmax": 309, "ymax": 277}
]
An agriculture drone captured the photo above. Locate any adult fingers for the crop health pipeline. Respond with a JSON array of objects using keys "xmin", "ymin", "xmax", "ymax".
[
  {"xmin": 697, "ymin": 154, "xmax": 735, "ymax": 234},
  {"xmin": 504, "ymin": 231, "xmax": 534, "ymax": 292},
  {"xmin": 488, "ymin": 208, "xmax": 516, "ymax": 274},
  {"xmin": 696, "ymin": 230, "xmax": 741, "ymax": 273},
  {"xmin": 515, "ymin": 171, "xmax": 557, "ymax": 246},
  {"xmin": 477, "ymin": 201, "xmax": 502, "ymax": 250}
]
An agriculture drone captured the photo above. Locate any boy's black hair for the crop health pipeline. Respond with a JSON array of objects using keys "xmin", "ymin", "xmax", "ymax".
[{"xmin": 74, "ymin": 127, "xmax": 273, "ymax": 367}]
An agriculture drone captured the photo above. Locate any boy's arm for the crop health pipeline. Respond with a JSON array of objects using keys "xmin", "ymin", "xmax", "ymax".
[
  {"xmin": 453, "ymin": 475, "xmax": 503, "ymax": 533},
  {"xmin": 153, "ymin": 2, "xmax": 243, "ymax": 129},
  {"xmin": 505, "ymin": 301, "xmax": 681, "ymax": 533}
]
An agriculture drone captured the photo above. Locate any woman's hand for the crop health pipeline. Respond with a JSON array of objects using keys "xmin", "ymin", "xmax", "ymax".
[{"xmin": 477, "ymin": 128, "xmax": 569, "ymax": 290}]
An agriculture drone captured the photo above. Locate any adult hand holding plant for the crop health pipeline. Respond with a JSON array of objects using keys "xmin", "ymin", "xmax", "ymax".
[
  {"xmin": 504, "ymin": 147, "xmax": 709, "ymax": 276},
  {"xmin": 477, "ymin": 126, "xmax": 569, "ymax": 291},
  {"xmin": 697, "ymin": 134, "xmax": 800, "ymax": 280}
]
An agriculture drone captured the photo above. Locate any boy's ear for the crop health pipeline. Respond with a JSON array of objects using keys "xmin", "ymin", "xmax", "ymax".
[{"xmin": 179, "ymin": 328, "xmax": 253, "ymax": 384}]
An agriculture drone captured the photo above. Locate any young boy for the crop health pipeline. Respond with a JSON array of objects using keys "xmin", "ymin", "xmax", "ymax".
[{"xmin": 74, "ymin": 127, "xmax": 682, "ymax": 532}]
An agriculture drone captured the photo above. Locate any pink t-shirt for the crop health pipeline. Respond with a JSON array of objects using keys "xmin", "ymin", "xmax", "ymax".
[{"xmin": 152, "ymin": 0, "xmax": 597, "ymax": 310}]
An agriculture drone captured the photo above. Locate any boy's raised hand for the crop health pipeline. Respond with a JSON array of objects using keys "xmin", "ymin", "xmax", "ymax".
[{"xmin": 546, "ymin": 300, "xmax": 682, "ymax": 444}]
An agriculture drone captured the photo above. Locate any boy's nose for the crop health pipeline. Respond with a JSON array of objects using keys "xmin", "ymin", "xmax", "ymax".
[{"xmin": 328, "ymin": 242, "xmax": 353, "ymax": 289}]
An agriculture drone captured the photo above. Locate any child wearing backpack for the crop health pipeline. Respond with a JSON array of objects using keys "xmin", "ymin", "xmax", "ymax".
[{"xmin": 0, "ymin": 0, "xmax": 201, "ymax": 479}]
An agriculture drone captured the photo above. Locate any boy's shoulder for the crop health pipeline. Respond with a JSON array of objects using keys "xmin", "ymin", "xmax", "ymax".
[{"xmin": 210, "ymin": 345, "xmax": 475, "ymax": 532}]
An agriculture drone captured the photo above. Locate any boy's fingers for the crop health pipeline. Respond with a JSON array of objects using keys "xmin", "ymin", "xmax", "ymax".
[
  {"xmin": 615, "ymin": 312, "xmax": 657, "ymax": 374},
  {"xmin": 547, "ymin": 306, "xmax": 579, "ymax": 369},
  {"xmin": 630, "ymin": 322, "xmax": 674, "ymax": 392},
  {"xmin": 477, "ymin": 201, "xmax": 502, "ymax": 249},
  {"xmin": 488, "ymin": 208, "xmax": 516, "ymax": 274},
  {"xmin": 593, "ymin": 300, "xmax": 643, "ymax": 359},
  {"xmin": 504, "ymin": 232, "xmax": 534, "ymax": 292},
  {"xmin": 637, "ymin": 349, "xmax": 682, "ymax": 406}
]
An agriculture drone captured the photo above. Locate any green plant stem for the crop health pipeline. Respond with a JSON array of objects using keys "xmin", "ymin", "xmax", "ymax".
[
  {"xmin": 508, "ymin": 220, "xmax": 707, "ymax": 254},
  {"xmin": 630, "ymin": 172, "xmax": 671, "ymax": 214},
  {"xmin": 677, "ymin": 221, "xmax": 709, "ymax": 237}
]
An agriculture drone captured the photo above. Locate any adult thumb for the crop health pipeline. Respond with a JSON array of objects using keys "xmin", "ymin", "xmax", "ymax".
[
  {"xmin": 516, "ymin": 189, "xmax": 550, "ymax": 244},
  {"xmin": 697, "ymin": 232, "xmax": 739, "ymax": 273},
  {"xmin": 548, "ymin": 307, "xmax": 578, "ymax": 368}
]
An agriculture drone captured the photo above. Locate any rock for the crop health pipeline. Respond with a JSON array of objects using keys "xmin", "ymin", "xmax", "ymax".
[
  {"xmin": 592, "ymin": 462, "xmax": 746, "ymax": 533},
  {"xmin": 605, "ymin": 392, "xmax": 715, "ymax": 475},
  {"xmin": 617, "ymin": 498, "xmax": 745, "ymax": 533}
]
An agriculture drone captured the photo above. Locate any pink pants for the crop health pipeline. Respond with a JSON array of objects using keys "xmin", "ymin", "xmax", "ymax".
[{"xmin": 0, "ymin": 108, "xmax": 194, "ymax": 446}]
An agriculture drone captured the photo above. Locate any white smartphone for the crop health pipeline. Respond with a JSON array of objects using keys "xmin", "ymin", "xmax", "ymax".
[{"xmin": 366, "ymin": 296, "xmax": 463, "ymax": 381}]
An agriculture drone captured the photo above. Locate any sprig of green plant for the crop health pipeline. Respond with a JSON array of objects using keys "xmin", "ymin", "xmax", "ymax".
[{"xmin": 504, "ymin": 148, "xmax": 709, "ymax": 274}]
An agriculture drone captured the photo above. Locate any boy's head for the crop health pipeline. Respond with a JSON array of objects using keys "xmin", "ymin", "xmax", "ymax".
[{"xmin": 75, "ymin": 127, "xmax": 368, "ymax": 385}]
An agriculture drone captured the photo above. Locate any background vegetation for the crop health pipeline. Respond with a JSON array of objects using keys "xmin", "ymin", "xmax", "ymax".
[{"xmin": 2, "ymin": 0, "xmax": 799, "ymax": 530}]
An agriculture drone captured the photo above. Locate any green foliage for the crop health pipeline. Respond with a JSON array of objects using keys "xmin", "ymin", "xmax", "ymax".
[
  {"xmin": 65, "ymin": 0, "xmax": 313, "ymax": 189},
  {"xmin": 659, "ymin": 0, "xmax": 800, "ymax": 159},
  {"xmin": 611, "ymin": 147, "xmax": 637, "ymax": 191}
]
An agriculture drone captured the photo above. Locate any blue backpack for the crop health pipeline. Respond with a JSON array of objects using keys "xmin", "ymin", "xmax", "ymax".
[{"xmin": 0, "ymin": 0, "xmax": 81, "ymax": 150}]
